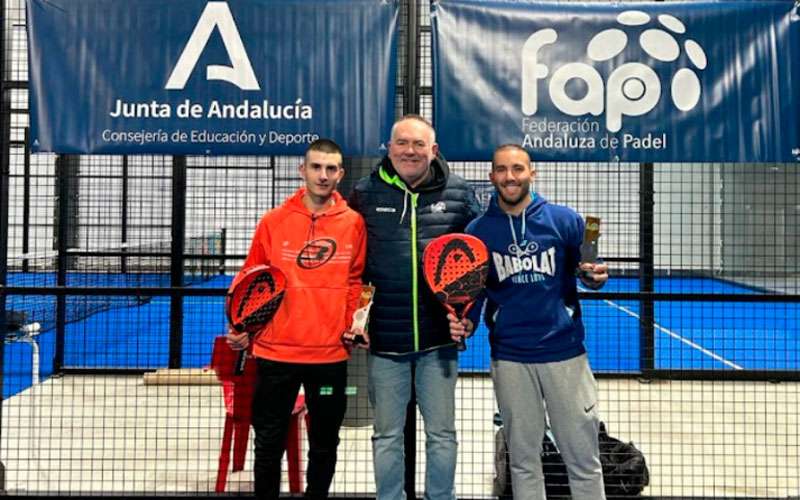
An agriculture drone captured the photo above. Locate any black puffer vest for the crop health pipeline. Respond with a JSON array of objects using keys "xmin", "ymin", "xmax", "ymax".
[{"xmin": 349, "ymin": 155, "xmax": 480, "ymax": 354}]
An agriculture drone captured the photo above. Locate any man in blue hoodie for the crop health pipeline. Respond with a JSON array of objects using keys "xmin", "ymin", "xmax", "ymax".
[{"xmin": 449, "ymin": 144, "xmax": 608, "ymax": 500}]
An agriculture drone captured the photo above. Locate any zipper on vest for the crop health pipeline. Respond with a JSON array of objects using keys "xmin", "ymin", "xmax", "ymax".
[{"xmin": 410, "ymin": 192, "xmax": 420, "ymax": 351}]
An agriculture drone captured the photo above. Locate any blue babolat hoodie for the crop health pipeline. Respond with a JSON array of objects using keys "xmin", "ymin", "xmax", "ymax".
[{"xmin": 466, "ymin": 193, "xmax": 589, "ymax": 363}]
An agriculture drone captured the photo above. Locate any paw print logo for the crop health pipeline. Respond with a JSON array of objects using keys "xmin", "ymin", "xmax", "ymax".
[
  {"xmin": 522, "ymin": 10, "xmax": 707, "ymax": 132},
  {"xmin": 587, "ymin": 10, "xmax": 707, "ymax": 114}
]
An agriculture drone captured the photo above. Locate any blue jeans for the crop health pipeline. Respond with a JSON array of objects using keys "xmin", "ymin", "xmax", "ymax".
[{"xmin": 368, "ymin": 347, "xmax": 458, "ymax": 500}]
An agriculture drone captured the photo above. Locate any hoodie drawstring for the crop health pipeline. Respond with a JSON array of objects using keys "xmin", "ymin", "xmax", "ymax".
[
  {"xmin": 399, "ymin": 190, "xmax": 409, "ymax": 225},
  {"xmin": 307, "ymin": 214, "xmax": 318, "ymax": 242},
  {"xmin": 507, "ymin": 213, "xmax": 526, "ymax": 250}
]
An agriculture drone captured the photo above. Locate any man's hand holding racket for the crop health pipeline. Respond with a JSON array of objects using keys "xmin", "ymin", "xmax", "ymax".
[
  {"xmin": 226, "ymin": 329, "xmax": 251, "ymax": 351},
  {"xmin": 447, "ymin": 314, "xmax": 473, "ymax": 346},
  {"xmin": 225, "ymin": 264, "xmax": 287, "ymax": 375}
]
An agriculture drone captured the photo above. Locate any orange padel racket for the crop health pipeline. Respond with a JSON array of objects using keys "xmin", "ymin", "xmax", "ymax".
[
  {"xmin": 226, "ymin": 264, "xmax": 287, "ymax": 374},
  {"xmin": 422, "ymin": 233, "xmax": 489, "ymax": 351}
]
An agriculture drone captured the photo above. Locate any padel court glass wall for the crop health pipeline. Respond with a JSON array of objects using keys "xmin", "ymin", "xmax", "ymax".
[{"xmin": 1, "ymin": 0, "xmax": 799, "ymax": 497}]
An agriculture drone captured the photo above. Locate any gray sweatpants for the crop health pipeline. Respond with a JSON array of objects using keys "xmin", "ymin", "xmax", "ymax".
[{"xmin": 491, "ymin": 354, "xmax": 605, "ymax": 500}]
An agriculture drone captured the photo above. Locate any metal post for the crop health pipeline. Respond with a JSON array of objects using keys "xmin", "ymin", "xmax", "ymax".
[
  {"xmin": 55, "ymin": 155, "xmax": 79, "ymax": 372},
  {"xmin": 169, "ymin": 156, "xmax": 187, "ymax": 369},
  {"xmin": 639, "ymin": 162, "xmax": 656, "ymax": 374},
  {"xmin": 403, "ymin": 0, "xmax": 420, "ymax": 496},
  {"xmin": 269, "ymin": 154, "xmax": 276, "ymax": 208},
  {"xmin": 53, "ymin": 155, "xmax": 79, "ymax": 373},
  {"xmin": 22, "ymin": 128, "xmax": 30, "ymax": 272},
  {"xmin": 219, "ymin": 227, "xmax": 227, "ymax": 275},
  {"xmin": 403, "ymin": 0, "xmax": 419, "ymax": 117},
  {"xmin": 121, "ymin": 155, "xmax": 129, "ymax": 273},
  {"xmin": 0, "ymin": 0, "xmax": 11, "ymax": 486}
]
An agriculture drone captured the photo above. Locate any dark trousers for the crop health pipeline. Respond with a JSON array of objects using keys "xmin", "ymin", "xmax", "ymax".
[{"xmin": 252, "ymin": 358, "xmax": 348, "ymax": 500}]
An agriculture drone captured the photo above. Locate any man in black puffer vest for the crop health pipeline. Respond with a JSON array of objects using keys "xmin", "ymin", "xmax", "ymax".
[{"xmin": 347, "ymin": 114, "xmax": 480, "ymax": 500}]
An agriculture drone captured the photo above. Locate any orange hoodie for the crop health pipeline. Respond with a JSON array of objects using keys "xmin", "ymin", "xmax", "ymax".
[{"xmin": 238, "ymin": 188, "xmax": 366, "ymax": 364}]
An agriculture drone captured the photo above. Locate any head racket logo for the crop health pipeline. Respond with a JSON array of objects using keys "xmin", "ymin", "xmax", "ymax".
[
  {"xmin": 297, "ymin": 238, "xmax": 337, "ymax": 269},
  {"xmin": 237, "ymin": 272, "xmax": 275, "ymax": 319},
  {"xmin": 425, "ymin": 236, "xmax": 489, "ymax": 308},
  {"xmin": 434, "ymin": 239, "xmax": 478, "ymax": 286},
  {"xmin": 522, "ymin": 10, "xmax": 707, "ymax": 132}
]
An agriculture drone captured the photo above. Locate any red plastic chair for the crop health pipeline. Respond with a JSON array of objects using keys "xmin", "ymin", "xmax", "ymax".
[
  {"xmin": 285, "ymin": 394, "xmax": 310, "ymax": 493},
  {"xmin": 211, "ymin": 336, "xmax": 309, "ymax": 493}
]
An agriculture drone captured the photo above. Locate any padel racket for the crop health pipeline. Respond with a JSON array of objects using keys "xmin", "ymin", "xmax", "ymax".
[
  {"xmin": 422, "ymin": 233, "xmax": 489, "ymax": 351},
  {"xmin": 226, "ymin": 264, "xmax": 287, "ymax": 374}
]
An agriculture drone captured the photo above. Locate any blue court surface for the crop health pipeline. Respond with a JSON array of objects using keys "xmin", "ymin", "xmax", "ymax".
[
  {"xmin": 4, "ymin": 274, "xmax": 798, "ymax": 398},
  {"xmin": 461, "ymin": 276, "xmax": 799, "ymax": 373}
]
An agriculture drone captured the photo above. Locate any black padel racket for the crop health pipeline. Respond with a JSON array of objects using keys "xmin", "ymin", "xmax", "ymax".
[
  {"xmin": 226, "ymin": 264, "xmax": 287, "ymax": 374},
  {"xmin": 422, "ymin": 234, "xmax": 489, "ymax": 351}
]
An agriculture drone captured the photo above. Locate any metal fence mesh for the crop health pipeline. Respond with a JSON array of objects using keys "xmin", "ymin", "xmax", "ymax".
[{"xmin": 1, "ymin": 0, "xmax": 799, "ymax": 497}]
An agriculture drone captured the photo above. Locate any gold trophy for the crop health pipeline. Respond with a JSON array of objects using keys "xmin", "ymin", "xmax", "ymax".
[
  {"xmin": 350, "ymin": 284, "xmax": 375, "ymax": 344},
  {"xmin": 343, "ymin": 284, "xmax": 376, "ymax": 425},
  {"xmin": 580, "ymin": 216, "xmax": 601, "ymax": 263}
]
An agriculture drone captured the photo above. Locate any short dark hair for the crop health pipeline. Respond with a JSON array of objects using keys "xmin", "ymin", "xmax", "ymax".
[
  {"xmin": 492, "ymin": 144, "xmax": 532, "ymax": 167},
  {"xmin": 493, "ymin": 143, "xmax": 529, "ymax": 157},
  {"xmin": 305, "ymin": 138, "xmax": 343, "ymax": 165}
]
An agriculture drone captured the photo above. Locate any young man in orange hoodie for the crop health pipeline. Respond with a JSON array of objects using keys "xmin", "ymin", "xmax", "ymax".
[{"xmin": 226, "ymin": 139, "xmax": 367, "ymax": 500}]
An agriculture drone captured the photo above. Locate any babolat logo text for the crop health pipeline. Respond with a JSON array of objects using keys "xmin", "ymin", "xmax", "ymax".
[
  {"xmin": 521, "ymin": 10, "xmax": 707, "ymax": 132},
  {"xmin": 493, "ymin": 246, "xmax": 556, "ymax": 284}
]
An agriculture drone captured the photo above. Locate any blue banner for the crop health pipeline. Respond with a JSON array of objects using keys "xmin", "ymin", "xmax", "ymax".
[
  {"xmin": 28, "ymin": 0, "xmax": 398, "ymax": 155},
  {"xmin": 432, "ymin": 0, "xmax": 800, "ymax": 162}
]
